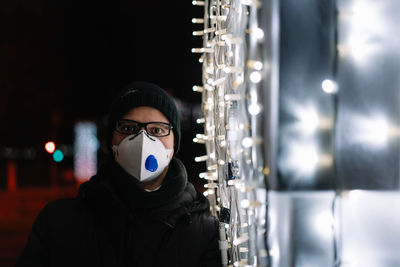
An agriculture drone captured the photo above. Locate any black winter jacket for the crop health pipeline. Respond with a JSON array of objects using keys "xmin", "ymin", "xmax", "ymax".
[{"xmin": 16, "ymin": 158, "xmax": 221, "ymax": 267}]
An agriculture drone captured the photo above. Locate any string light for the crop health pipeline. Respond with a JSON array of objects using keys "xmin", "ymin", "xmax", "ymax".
[
  {"xmin": 192, "ymin": 30, "xmax": 204, "ymax": 36},
  {"xmin": 192, "ymin": 1, "xmax": 205, "ymax": 6},
  {"xmin": 224, "ymin": 94, "xmax": 242, "ymax": 101},
  {"xmin": 192, "ymin": 18, "xmax": 204, "ymax": 24},
  {"xmin": 215, "ymin": 28, "xmax": 227, "ymax": 35},
  {"xmin": 248, "ymin": 103, "xmax": 262, "ymax": 115},
  {"xmin": 247, "ymin": 60, "xmax": 263, "ymax": 70},
  {"xmin": 192, "ymin": 85, "xmax": 203, "ymax": 92},
  {"xmin": 195, "ymin": 155, "xmax": 209, "ymax": 162},
  {"xmin": 204, "ymin": 183, "xmax": 219, "ymax": 188},
  {"xmin": 247, "ymin": 27, "xmax": 264, "ymax": 39},
  {"xmin": 223, "ymin": 66, "xmax": 243, "ymax": 73},
  {"xmin": 192, "ymin": 137, "xmax": 205, "ymax": 144},
  {"xmin": 192, "ymin": 0, "xmax": 269, "ymax": 265},
  {"xmin": 242, "ymin": 137, "xmax": 254, "ymax": 148},
  {"xmin": 241, "ymin": 199, "xmax": 250, "ymax": 208},
  {"xmin": 249, "ymin": 71, "xmax": 262, "ymax": 83},
  {"xmin": 196, "ymin": 118, "xmax": 206, "ymax": 124},
  {"xmin": 191, "ymin": 47, "xmax": 213, "ymax": 53},
  {"xmin": 322, "ymin": 79, "xmax": 338, "ymax": 94}
]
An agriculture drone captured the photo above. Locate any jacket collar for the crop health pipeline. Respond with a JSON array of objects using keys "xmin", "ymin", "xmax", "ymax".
[
  {"xmin": 78, "ymin": 158, "xmax": 196, "ymax": 219},
  {"xmin": 107, "ymin": 157, "xmax": 188, "ymax": 210}
]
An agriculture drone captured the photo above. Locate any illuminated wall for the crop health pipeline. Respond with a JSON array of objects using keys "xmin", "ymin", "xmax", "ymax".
[{"xmin": 192, "ymin": 0, "xmax": 400, "ymax": 266}]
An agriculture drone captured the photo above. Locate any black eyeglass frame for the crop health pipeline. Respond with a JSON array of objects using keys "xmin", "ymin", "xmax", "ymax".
[{"xmin": 115, "ymin": 119, "xmax": 173, "ymax": 137}]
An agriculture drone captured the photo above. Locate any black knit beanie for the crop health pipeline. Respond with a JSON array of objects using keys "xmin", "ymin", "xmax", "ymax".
[{"xmin": 106, "ymin": 81, "xmax": 181, "ymax": 155}]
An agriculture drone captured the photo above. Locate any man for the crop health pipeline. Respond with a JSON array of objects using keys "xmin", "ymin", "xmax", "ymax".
[{"xmin": 16, "ymin": 81, "xmax": 221, "ymax": 267}]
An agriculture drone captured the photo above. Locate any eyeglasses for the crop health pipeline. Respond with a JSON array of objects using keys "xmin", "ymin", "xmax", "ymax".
[{"xmin": 115, "ymin": 119, "xmax": 173, "ymax": 137}]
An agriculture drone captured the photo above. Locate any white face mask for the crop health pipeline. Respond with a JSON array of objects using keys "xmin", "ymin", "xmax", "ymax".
[{"xmin": 112, "ymin": 131, "xmax": 173, "ymax": 182}]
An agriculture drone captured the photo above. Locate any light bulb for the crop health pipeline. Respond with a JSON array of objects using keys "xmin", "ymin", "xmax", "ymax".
[
  {"xmin": 248, "ymin": 103, "xmax": 262, "ymax": 115},
  {"xmin": 249, "ymin": 71, "xmax": 262, "ymax": 83},
  {"xmin": 242, "ymin": 137, "xmax": 253, "ymax": 148},
  {"xmin": 322, "ymin": 79, "xmax": 338, "ymax": 94}
]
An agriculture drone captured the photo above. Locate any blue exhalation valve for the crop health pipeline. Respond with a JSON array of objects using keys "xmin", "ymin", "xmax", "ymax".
[{"xmin": 145, "ymin": 155, "xmax": 158, "ymax": 172}]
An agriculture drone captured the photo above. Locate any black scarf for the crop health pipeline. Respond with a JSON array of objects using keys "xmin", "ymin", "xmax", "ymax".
[{"xmin": 77, "ymin": 158, "xmax": 207, "ymax": 266}]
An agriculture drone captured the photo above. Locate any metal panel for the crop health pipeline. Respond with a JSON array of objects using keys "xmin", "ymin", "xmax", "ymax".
[{"xmin": 336, "ymin": 0, "xmax": 400, "ymax": 189}]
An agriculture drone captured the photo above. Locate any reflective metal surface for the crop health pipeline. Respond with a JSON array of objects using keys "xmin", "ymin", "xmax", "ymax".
[
  {"xmin": 336, "ymin": 0, "xmax": 400, "ymax": 190},
  {"xmin": 267, "ymin": 0, "xmax": 400, "ymax": 266},
  {"xmin": 276, "ymin": 0, "xmax": 337, "ymax": 190},
  {"xmin": 268, "ymin": 191, "xmax": 400, "ymax": 267}
]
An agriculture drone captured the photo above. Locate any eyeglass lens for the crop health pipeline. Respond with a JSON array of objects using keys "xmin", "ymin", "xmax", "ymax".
[{"xmin": 116, "ymin": 120, "xmax": 171, "ymax": 137}]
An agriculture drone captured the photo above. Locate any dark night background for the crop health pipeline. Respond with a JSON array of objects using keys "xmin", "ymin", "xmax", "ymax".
[
  {"xmin": 0, "ymin": 1, "xmax": 206, "ymax": 264},
  {"xmin": 0, "ymin": 0, "xmax": 207, "ymax": 186}
]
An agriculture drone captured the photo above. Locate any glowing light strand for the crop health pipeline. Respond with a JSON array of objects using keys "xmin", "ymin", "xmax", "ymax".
[{"xmin": 192, "ymin": 0, "xmax": 269, "ymax": 266}]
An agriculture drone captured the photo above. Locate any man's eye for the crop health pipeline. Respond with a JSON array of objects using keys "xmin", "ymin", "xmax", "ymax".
[
  {"xmin": 152, "ymin": 127, "xmax": 165, "ymax": 135},
  {"xmin": 122, "ymin": 125, "xmax": 134, "ymax": 131},
  {"xmin": 119, "ymin": 123, "xmax": 139, "ymax": 133}
]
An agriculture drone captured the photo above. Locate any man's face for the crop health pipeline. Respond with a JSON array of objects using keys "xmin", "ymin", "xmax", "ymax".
[{"xmin": 111, "ymin": 106, "xmax": 175, "ymax": 154}]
